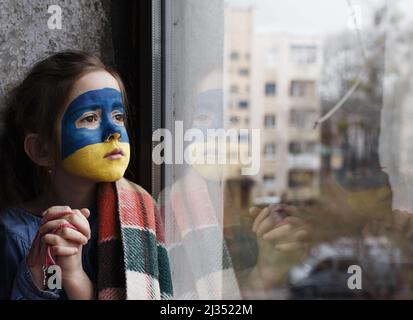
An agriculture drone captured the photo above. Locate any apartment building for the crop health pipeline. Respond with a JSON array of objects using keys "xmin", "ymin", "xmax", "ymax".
[{"xmin": 225, "ymin": 6, "xmax": 323, "ymax": 202}]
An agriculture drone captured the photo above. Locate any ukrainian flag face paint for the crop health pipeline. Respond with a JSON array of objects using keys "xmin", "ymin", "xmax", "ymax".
[{"xmin": 61, "ymin": 88, "xmax": 130, "ymax": 182}]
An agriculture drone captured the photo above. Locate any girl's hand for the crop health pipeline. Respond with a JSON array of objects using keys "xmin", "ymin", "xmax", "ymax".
[
  {"xmin": 39, "ymin": 206, "xmax": 91, "ymax": 239},
  {"xmin": 40, "ymin": 206, "xmax": 91, "ymax": 280},
  {"xmin": 27, "ymin": 206, "xmax": 91, "ymax": 290},
  {"xmin": 249, "ymin": 204, "xmax": 311, "ymax": 287},
  {"xmin": 251, "ymin": 204, "xmax": 309, "ymax": 250}
]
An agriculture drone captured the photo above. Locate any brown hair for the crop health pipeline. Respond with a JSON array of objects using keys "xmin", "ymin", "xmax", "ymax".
[{"xmin": 0, "ymin": 50, "xmax": 129, "ymax": 208}]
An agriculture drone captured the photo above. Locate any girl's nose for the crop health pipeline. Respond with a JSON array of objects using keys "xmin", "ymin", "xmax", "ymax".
[{"xmin": 105, "ymin": 132, "xmax": 121, "ymax": 142}]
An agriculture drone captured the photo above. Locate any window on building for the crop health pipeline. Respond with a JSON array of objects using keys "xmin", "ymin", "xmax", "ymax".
[
  {"xmin": 264, "ymin": 143, "xmax": 276, "ymax": 159},
  {"xmin": 290, "ymin": 109, "xmax": 318, "ymax": 129},
  {"xmin": 229, "ymin": 116, "xmax": 239, "ymax": 125},
  {"xmin": 265, "ymin": 82, "xmax": 277, "ymax": 96},
  {"xmin": 289, "ymin": 170, "xmax": 315, "ymax": 188},
  {"xmin": 289, "ymin": 141, "xmax": 318, "ymax": 154},
  {"xmin": 230, "ymin": 85, "xmax": 239, "ymax": 93},
  {"xmin": 263, "ymin": 175, "xmax": 276, "ymax": 189},
  {"xmin": 291, "ymin": 45, "xmax": 317, "ymax": 64},
  {"xmin": 264, "ymin": 114, "xmax": 276, "ymax": 128},
  {"xmin": 238, "ymin": 100, "xmax": 249, "ymax": 109},
  {"xmin": 230, "ymin": 51, "xmax": 239, "ymax": 60},
  {"xmin": 239, "ymin": 68, "xmax": 249, "ymax": 76},
  {"xmin": 290, "ymin": 80, "xmax": 316, "ymax": 97}
]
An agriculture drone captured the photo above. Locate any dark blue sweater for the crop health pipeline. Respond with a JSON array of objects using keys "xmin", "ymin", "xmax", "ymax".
[{"xmin": 0, "ymin": 207, "xmax": 98, "ymax": 300}]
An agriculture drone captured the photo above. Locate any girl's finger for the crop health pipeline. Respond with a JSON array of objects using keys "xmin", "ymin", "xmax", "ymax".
[
  {"xmin": 56, "ymin": 227, "xmax": 88, "ymax": 245},
  {"xmin": 64, "ymin": 210, "xmax": 91, "ymax": 239},
  {"xmin": 255, "ymin": 214, "xmax": 279, "ymax": 238},
  {"xmin": 252, "ymin": 207, "xmax": 269, "ymax": 233},
  {"xmin": 51, "ymin": 245, "xmax": 78, "ymax": 256},
  {"xmin": 283, "ymin": 216, "xmax": 305, "ymax": 228},
  {"xmin": 39, "ymin": 219, "xmax": 69, "ymax": 235},
  {"xmin": 39, "ymin": 214, "xmax": 91, "ymax": 239},
  {"xmin": 79, "ymin": 208, "xmax": 91, "ymax": 219},
  {"xmin": 249, "ymin": 207, "xmax": 261, "ymax": 218},
  {"xmin": 42, "ymin": 233, "xmax": 65, "ymax": 246},
  {"xmin": 274, "ymin": 242, "xmax": 306, "ymax": 253},
  {"xmin": 41, "ymin": 206, "xmax": 73, "ymax": 223},
  {"xmin": 42, "ymin": 233, "xmax": 81, "ymax": 248},
  {"xmin": 262, "ymin": 223, "xmax": 292, "ymax": 242},
  {"xmin": 72, "ymin": 209, "xmax": 90, "ymax": 223}
]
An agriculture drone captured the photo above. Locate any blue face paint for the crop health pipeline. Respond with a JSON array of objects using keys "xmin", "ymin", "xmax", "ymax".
[{"xmin": 61, "ymin": 88, "xmax": 129, "ymax": 159}]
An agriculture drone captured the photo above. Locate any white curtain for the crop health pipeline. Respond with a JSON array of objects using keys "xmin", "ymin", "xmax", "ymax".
[
  {"xmin": 380, "ymin": 0, "xmax": 413, "ymax": 213},
  {"xmin": 161, "ymin": 0, "xmax": 241, "ymax": 299}
]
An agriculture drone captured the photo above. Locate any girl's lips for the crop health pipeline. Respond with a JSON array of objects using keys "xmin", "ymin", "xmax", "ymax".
[{"xmin": 104, "ymin": 148, "xmax": 124, "ymax": 160}]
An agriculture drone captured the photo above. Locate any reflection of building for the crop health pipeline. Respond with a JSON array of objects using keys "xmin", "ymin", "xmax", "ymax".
[
  {"xmin": 224, "ymin": 6, "xmax": 254, "ymax": 180},
  {"xmin": 224, "ymin": 6, "xmax": 253, "ymax": 132},
  {"xmin": 251, "ymin": 34, "xmax": 323, "ymax": 201},
  {"xmin": 224, "ymin": 6, "xmax": 323, "ymax": 202}
]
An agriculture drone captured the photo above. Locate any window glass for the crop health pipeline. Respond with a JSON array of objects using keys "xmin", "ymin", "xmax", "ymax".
[
  {"xmin": 163, "ymin": 0, "xmax": 413, "ymax": 300},
  {"xmin": 264, "ymin": 114, "xmax": 276, "ymax": 128},
  {"xmin": 265, "ymin": 82, "xmax": 277, "ymax": 96}
]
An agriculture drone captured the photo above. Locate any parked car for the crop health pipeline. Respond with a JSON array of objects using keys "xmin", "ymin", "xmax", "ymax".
[{"xmin": 288, "ymin": 237, "xmax": 402, "ymax": 299}]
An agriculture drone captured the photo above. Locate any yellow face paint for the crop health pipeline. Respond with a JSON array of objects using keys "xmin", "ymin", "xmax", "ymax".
[{"xmin": 62, "ymin": 142, "xmax": 130, "ymax": 182}]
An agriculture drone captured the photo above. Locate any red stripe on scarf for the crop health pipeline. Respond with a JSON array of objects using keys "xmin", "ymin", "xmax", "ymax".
[{"xmin": 97, "ymin": 183, "xmax": 121, "ymax": 242}]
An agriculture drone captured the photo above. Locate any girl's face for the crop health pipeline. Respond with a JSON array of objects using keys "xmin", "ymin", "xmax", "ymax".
[{"xmin": 59, "ymin": 71, "xmax": 130, "ymax": 182}]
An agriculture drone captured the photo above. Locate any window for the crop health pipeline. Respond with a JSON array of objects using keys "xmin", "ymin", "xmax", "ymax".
[
  {"xmin": 229, "ymin": 116, "xmax": 239, "ymax": 125},
  {"xmin": 290, "ymin": 45, "xmax": 317, "ymax": 64},
  {"xmin": 289, "ymin": 170, "xmax": 315, "ymax": 188},
  {"xmin": 290, "ymin": 80, "xmax": 316, "ymax": 97},
  {"xmin": 164, "ymin": 0, "xmax": 411, "ymax": 300},
  {"xmin": 264, "ymin": 143, "xmax": 276, "ymax": 159},
  {"xmin": 290, "ymin": 110, "xmax": 318, "ymax": 129},
  {"xmin": 230, "ymin": 51, "xmax": 239, "ymax": 60},
  {"xmin": 230, "ymin": 85, "xmax": 239, "ymax": 93},
  {"xmin": 264, "ymin": 114, "xmax": 276, "ymax": 128},
  {"xmin": 263, "ymin": 175, "xmax": 276, "ymax": 189},
  {"xmin": 289, "ymin": 141, "xmax": 318, "ymax": 155},
  {"xmin": 238, "ymin": 100, "xmax": 249, "ymax": 109},
  {"xmin": 239, "ymin": 68, "xmax": 249, "ymax": 76},
  {"xmin": 265, "ymin": 82, "xmax": 277, "ymax": 96}
]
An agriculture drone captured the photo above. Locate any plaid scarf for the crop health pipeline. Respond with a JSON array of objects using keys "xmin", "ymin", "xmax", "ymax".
[
  {"xmin": 163, "ymin": 168, "xmax": 241, "ymax": 299},
  {"xmin": 97, "ymin": 178, "xmax": 173, "ymax": 300}
]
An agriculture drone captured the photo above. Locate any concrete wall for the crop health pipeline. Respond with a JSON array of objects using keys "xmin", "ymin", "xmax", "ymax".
[{"xmin": 0, "ymin": 0, "xmax": 113, "ymax": 99}]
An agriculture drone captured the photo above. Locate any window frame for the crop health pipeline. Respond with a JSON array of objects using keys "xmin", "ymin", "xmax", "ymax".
[{"xmin": 110, "ymin": 0, "xmax": 164, "ymax": 198}]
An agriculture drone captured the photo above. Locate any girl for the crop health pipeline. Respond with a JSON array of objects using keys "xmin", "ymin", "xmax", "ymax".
[{"xmin": 0, "ymin": 50, "xmax": 172, "ymax": 300}]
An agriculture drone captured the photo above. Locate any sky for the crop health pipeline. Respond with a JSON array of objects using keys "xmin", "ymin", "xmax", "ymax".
[{"xmin": 225, "ymin": 0, "xmax": 387, "ymax": 36}]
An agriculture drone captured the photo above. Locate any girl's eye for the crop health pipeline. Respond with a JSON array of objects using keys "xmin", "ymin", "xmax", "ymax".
[
  {"xmin": 75, "ymin": 110, "xmax": 101, "ymax": 129},
  {"xmin": 82, "ymin": 115, "xmax": 98, "ymax": 123},
  {"xmin": 113, "ymin": 113, "xmax": 125, "ymax": 123}
]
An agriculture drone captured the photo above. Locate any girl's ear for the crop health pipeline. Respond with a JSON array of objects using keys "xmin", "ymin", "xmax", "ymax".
[{"xmin": 24, "ymin": 133, "xmax": 54, "ymax": 167}]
